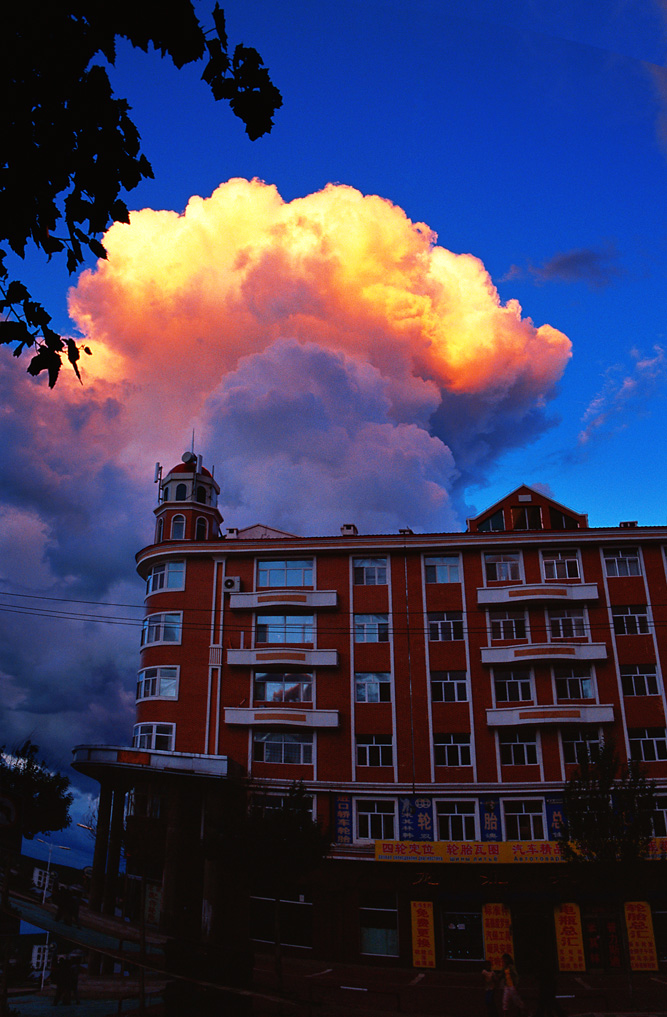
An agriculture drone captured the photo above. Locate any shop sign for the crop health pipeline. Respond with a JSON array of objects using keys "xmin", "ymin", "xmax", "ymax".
[
  {"xmin": 545, "ymin": 795, "xmax": 566, "ymax": 839},
  {"xmin": 144, "ymin": 883, "xmax": 162, "ymax": 926},
  {"xmin": 480, "ymin": 796, "xmax": 502, "ymax": 841},
  {"xmin": 482, "ymin": 903, "xmax": 513, "ymax": 967},
  {"xmin": 554, "ymin": 903, "xmax": 585, "ymax": 971},
  {"xmin": 411, "ymin": 901, "xmax": 436, "ymax": 968},
  {"xmin": 399, "ymin": 796, "xmax": 434, "ymax": 841},
  {"xmin": 375, "ymin": 840, "xmax": 565, "ymax": 863},
  {"xmin": 335, "ymin": 795, "xmax": 353, "ymax": 845},
  {"xmin": 625, "ymin": 902, "xmax": 658, "ymax": 971}
]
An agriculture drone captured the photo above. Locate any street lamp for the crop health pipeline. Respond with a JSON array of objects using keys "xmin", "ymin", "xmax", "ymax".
[{"xmin": 35, "ymin": 839, "xmax": 71, "ymax": 990}]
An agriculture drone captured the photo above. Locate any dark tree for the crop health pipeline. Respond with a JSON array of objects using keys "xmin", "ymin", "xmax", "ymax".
[
  {"xmin": 1, "ymin": 2, "xmax": 282, "ymax": 386},
  {"xmin": 561, "ymin": 739, "xmax": 656, "ymax": 866},
  {"xmin": 0, "ymin": 740, "xmax": 73, "ymax": 839}
]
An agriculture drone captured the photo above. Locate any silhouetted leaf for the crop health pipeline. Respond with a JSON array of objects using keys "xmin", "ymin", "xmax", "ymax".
[
  {"xmin": 27, "ymin": 347, "xmax": 62, "ymax": 388},
  {"xmin": 0, "ymin": 321, "xmax": 32, "ymax": 345}
]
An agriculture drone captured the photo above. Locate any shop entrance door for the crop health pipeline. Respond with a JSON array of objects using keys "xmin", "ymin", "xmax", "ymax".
[{"xmin": 582, "ymin": 908, "xmax": 623, "ymax": 969}]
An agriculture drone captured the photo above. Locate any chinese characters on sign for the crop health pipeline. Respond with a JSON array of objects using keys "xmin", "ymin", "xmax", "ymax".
[
  {"xmin": 335, "ymin": 795, "xmax": 352, "ymax": 845},
  {"xmin": 625, "ymin": 902, "xmax": 658, "ymax": 971},
  {"xmin": 554, "ymin": 903, "xmax": 585, "ymax": 971},
  {"xmin": 411, "ymin": 901, "xmax": 436, "ymax": 968},
  {"xmin": 399, "ymin": 796, "xmax": 434, "ymax": 841},
  {"xmin": 482, "ymin": 903, "xmax": 513, "ymax": 967},
  {"xmin": 375, "ymin": 841, "xmax": 565, "ymax": 864}
]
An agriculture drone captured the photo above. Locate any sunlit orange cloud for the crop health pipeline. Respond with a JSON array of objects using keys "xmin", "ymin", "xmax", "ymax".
[{"xmin": 69, "ymin": 179, "xmax": 571, "ymax": 437}]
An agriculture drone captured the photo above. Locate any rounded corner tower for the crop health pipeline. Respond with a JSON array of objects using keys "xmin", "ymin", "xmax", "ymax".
[{"xmin": 153, "ymin": 451, "xmax": 223, "ymax": 544}]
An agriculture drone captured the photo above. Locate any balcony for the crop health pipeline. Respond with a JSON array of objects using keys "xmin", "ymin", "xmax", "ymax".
[
  {"xmin": 481, "ymin": 642, "xmax": 607, "ymax": 665},
  {"xmin": 224, "ymin": 707, "xmax": 339, "ymax": 728},
  {"xmin": 486, "ymin": 703, "xmax": 615, "ymax": 727},
  {"xmin": 477, "ymin": 583, "xmax": 598, "ymax": 607},
  {"xmin": 229, "ymin": 590, "xmax": 337, "ymax": 610},
  {"xmin": 227, "ymin": 647, "xmax": 338, "ymax": 668}
]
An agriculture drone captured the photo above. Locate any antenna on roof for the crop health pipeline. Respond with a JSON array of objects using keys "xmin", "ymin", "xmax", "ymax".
[{"xmin": 191, "ymin": 429, "xmax": 195, "ymax": 454}]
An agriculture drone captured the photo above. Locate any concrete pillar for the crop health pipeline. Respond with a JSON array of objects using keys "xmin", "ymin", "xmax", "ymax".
[
  {"xmin": 89, "ymin": 784, "xmax": 112, "ymax": 912},
  {"xmin": 102, "ymin": 788, "xmax": 126, "ymax": 916}
]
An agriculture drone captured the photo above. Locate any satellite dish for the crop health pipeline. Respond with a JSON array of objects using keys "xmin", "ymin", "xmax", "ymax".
[{"xmin": 181, "ymin": 452, "xmax": 197, "ymax": 464}]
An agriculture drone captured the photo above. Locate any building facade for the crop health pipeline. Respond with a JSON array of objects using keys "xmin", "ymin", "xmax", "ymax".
[{"xmin": 74, "ymin": 455, "xmax": 667, "ymax": 974}]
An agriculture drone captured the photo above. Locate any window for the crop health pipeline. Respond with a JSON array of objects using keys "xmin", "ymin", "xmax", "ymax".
[
  {"xmin": 604, "ymin": 548, "xmax": 640, "ymax": 577},
  {"xmin": 251, "ymin": 893, "xmax": 313, "ymax": 948},
  {"xmin": 478, "ymin": 509, "xmax": 505, "ymax": 532},
  {"xmin": 170, "ymin": 514, "xmax": 186, "ymax": 539},
  {"xmin": 175, "ymin": 483, "xmax": 187, "ymax": 500},
  {"xmin": 359, "ymin": 891, "xmax": 399, "ymax": 956},
  {"xmin": 434, "ymin": 733, "xmax": 471, "ymax": 767},
  {"xmin": 136, "ymin": 666, "xmax": 179, "ymax": 700},
  {"xmin": 196, "ymin": 485, "xmax": 206, "ymax": 503},
  {"xmin": 512, "ymin": 505, "xmax": 542, "ymax": 530},
  {"xmin": 494, "ymin": 669, "xmax": 532, "ymax": 703},
  {"xmin": 140, "ymin": 612, "xmax": 182, "ymax": 646},
  {"xmin": 612, "ymin": 605, "xmax": 649, "ymax": 636},
  {"xmin": 499, "ymin": 728, "xmax": 538, "ymax": 766},
  {"xmin": 489, "ymin": 609, "xmax": 526, "ymax": 640},
  {"xmin": 356, "ymin": 800, "xmax": 395, "ymax": 840},
  {"xmin": 428, "ymin": 611, "xmax": 464, "ymax": 641},
  {"xmin": 353, "ymin": 557, "xmax": 387, "ymax": 585},
  {"xmin": 357, "ymin": 735, "xmax": 393, "ymax": 767},
  {"xmin": 425, "ymin": 556, "xmax": 460, "ymax": 583},
  {"xmin": 621, "ymin": 665, "xmax": 659, "ymax": 697},
  {"xmin": 354, "ymin": 614, "xmax": 389, "ymax": 642},
  {"xmin": 355, "ymin": 672, "xmax": 391, "ymax": 703},
  {"xmin": 253, "ymin": 731, "xmax": 313, "ymax": 764},
  {"xmin": 133, "ymin": 723, "xmax": 175, "ymax": 751},
  {"xmin": 503, "ymin": 799, "xmax": 545, "ymax": 840},
  {"xmin": 156, "ymin": 517, "xmax": 164, "ymax": 542},
  {"xmin": 195, "ymin": 517, "xmax": 207, "ymax": 541},
  {"xmin": 254, "ymin": 672, "xmax": 313, "ymax": 703},
  {"xmin": 484, "ymin": 552, "xmax": 520, "ymax": 582},
  {"xmin": 256, "ymin": 614, "xmax": 314, "ymax": 643},
  {"xmin": 549, "ymin": 608, "xmax": 586, "ymax": 639},
  {"xmin": 653, "ymin": 796, "xmax": 667, "ymax": 837},
  {"xmin": 562, "ymin": 726, "xmax": 601, "ymax": 764},
  {"xmin": 436, "ymin": 800, "xmax": 477, "ymax": 840},
  {"xmin": 629, "ymin": 727, "xmax": 667, "ymax": 763},
  {"xmin": 542, "ymin": 550, "xmax": 580, "ymax": 580},
  {"xmin": 251, "ymin": 792, "xmax": 314, "ymax": 817},
  {"xmin": 430, "ymin": 670, "xmax": 468, "ymax": 702},
  {"xmin": 146, "ymin": 560, "xmax": 185, "ymax": 595},
  {"xmin": 549, "ymin": 508, "xmax": 579, "ymax": 530},
  {"xmin": 554, "ymin": 666, "xmax": 594, "ymax": 700},
  {"xmin": 257, "ymin": 559, "xmax": 313, "ymax": 587}
]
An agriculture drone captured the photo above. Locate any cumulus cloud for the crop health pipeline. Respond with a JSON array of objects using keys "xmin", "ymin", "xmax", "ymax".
[{"xmin": 0, "ymin": 178, "xmax": 572, "ymax": 776}]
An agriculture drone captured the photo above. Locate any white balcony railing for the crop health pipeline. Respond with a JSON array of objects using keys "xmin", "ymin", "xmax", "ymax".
[
  {"xmin": 477, "ymin": 583, "xmax": 598, "ymax": 607},
  {"xmin": 229, "ymin": 590, "xmax": 337, "ymax": 610},
  {"xmin": 227, "ymin": 647, "xmax": 338, "ymax": 668},
  {"xmin": 481, "ymin": 642, "xmax": 607, "ymax": 665},
  {"xmin": 486, "ymin": 703, "xmax": 614, "ymax": 727}
]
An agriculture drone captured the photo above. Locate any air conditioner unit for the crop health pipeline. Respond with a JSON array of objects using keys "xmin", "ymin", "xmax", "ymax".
[{"xmin": 223, "ymin": 576, "xmax": 241, "ymax": 593}]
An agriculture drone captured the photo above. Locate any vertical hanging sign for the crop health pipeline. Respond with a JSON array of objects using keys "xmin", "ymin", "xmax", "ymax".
[
  {"xmin": 482, "ymin": 903, "xmax": 513, "ymax": 967},
  {"xmin": 399, "ymin": 796, "xmax": 433, "ymax": 841},
  {"xmin": 411, "ymin": 901, "xmax": 436, "ymax": 968},
  {"xmin": 335, "ymin": 795, "xmax": 353, "ymax": 845},
  {"xmin": 625, "ymin": 902, "xmax": 658, "ymax": 971},
  {"xmin": 480, "ymin": 797, "xmax": 502, "ymax": 841},
  {"xmin": 554, "ymin": 903, "xmax": 585, "ymax": 971}
]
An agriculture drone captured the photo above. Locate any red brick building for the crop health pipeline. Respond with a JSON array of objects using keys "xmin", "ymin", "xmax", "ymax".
[{"xmin": 74, "ymin": 453, "xmax": 667, "ymax": 973}]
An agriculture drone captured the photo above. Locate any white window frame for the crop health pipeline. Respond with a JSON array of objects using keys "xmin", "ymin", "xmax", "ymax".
[
  {"xmin": 499, "ymin": 728, "xmax": 538, "ymax": 766},
  {"xmin": 604, "ymin": 548, "xmax": 641, "ymax": 577},
  {"xmin": 620, "ymin": 665, "xmax": 659, "ymax": 697},
  {"xmin": 195, "ymin": 517, "xmax": 208, "ymax": 541},
  {"xmin": 435, "ymin": 800, "xmax": 477, "ymax": 840},
  {"xmin": 359, "ymin": 891, "xmax": 399, "ymax": 957},
  {"xmin": 554, "ymin": 665, "xmax": 595, "ymax": 701},
  {"xmin": 257, "ymin": 559, "xmax": 314, "ymax": 588},
  {"xmin": 489, "ymin": 609, "xmax": 526, "ymax": 641},
  {"xmin": 133, "ymin": 723, "xmax": 175, "ymax": 751},
  {"xmin": 170, "ymin": 514, "xmax": 186, "ymax": 539},
  {"xmin": 430, "ymin": 670, "xmax": 468, "ymax": 703},
  {"xmin": 542, "ymin": 550, "xmax": 580, "ymax": 581},
  {"xmin": 612, "ymin": 605, "xmax": 649, "ymax": 636},
  {"xmin": 146, "ymin": 560, "xmax": 185, "ymax": 595},
  {"xmin": 253, "ymin": 672, "xmax": 314, "ymax": 704},
  {"xmin": 425, "ymin": 555, "xmax": 460, "ymax": 583},
  {"xmin": 355, "ymin": 672, "xmax": 392, "ymax": 703},
  {"xmin": 511, "ymin": 504, "xmax": 543, "ymax": 530},
  {"xmin": 493, "ymin": 668, "xmax": 532, "ymax": 704},
  {"xmin": 353, "ymin": 557, "xmax": 388, "ymax": 586},
  {"xmin": 252, "ymin": 730, "xmax": 314, "ymax": 765},
  {"xmin": 484, "ymin": 552, "xmax": 521, "ymax": 582},
  {"xmin": 548, "ymin": 607, "xmax": 587, "ymax": 640},
  {"xmin": 356, "ymin": 734, "xmax": 393, "ymax": 767},
  {"xmin": 355, "ymin": 799, "xmax": 396, "ymax": 841},
  {"xmin": 653, "ymin": 796, "xmax": 667, "ymax": 837},
  {"xmin": 561, "ymin": 726, "xmax": 601, "ymax": 765},
  {"xmin": 255, "ymin": 614, "xmax": 314, "ymax": 644},
  {"xmin": 428, "ymin": 611, "xmax": 464, "ymax": 641},
  {"xmin": 629, "ymin": 727, "xmax": 667, "ymax": 762},
  {"xmin": 140, "ymin": 612, "xmax": 182, "ymax": 647},
  {"xmin": 354, "ymin": 614, "xmax": 389, "ymax": 643},
  {"xmin": 433, "ymin": 733, "xmax": 472, "ymax": 767},
  {"xmin": 136, "ymin": 665, "xmax": 179, "ymax": 701},
  {"xmin": 502, "ymin": 799, "xmax": 546, "ymax": 840}
]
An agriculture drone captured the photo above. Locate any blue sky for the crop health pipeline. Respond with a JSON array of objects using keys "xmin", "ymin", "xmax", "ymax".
[{"xmin": 2, "ymin": 0, "xmax": 667, "ymax": 864}]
